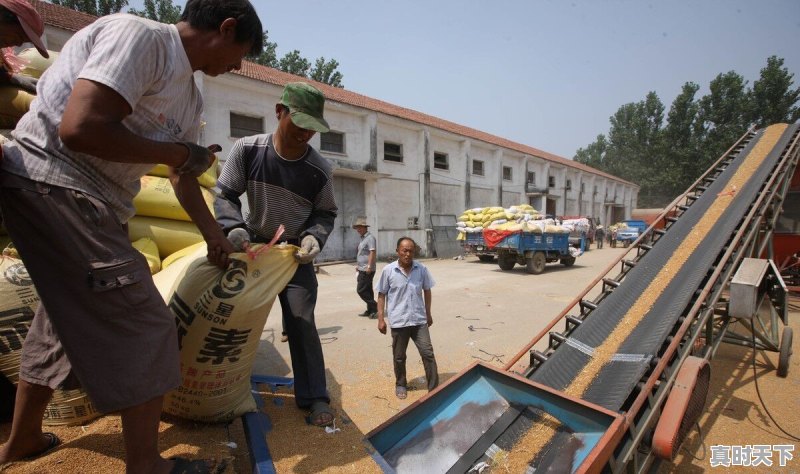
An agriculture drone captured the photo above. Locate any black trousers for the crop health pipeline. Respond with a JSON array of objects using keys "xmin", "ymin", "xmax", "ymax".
[
  {"xmin": 391, "ymin": 324, "xmax": 439, "ymax": 391},
  {"xmin": 356, "ymin": 270, "xmax": 378, "ymax": 313},
  {"xmin": 279, "ymin": 263, "xmax": 329, "ymax": 408}
]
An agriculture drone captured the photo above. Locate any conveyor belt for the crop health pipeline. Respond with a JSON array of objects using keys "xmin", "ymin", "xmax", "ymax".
[
  {"xmin": 530, "ymin": 123, "xmax": 796, "ymax": 410},
  {"xmin": 465, "ymin": 123, "xmax": 799, "ymax": 471}
]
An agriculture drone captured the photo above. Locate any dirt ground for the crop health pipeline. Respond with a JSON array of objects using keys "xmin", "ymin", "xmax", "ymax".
[{"xmin": 1, "ymin": 246, "xmax": 798, "ymax": 473}]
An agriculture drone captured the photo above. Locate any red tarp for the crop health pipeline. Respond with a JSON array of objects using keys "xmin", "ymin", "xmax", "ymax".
[{"xmin": 483, "ymin": 229, "xmax": 519, "ymax": 249}]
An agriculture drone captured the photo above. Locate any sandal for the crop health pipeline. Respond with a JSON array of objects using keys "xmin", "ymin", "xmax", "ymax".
[
  {"xmin": 22, "ymin": 432, "xmax": 61, "ymax": 461},
  {"xmin": 395, "ymin": 386, "xmax": 407, "ymax": 400},
  {"xmin": 308, "ymin": 400, "xmax": 335, "ymax": 427},
  {"xmin": 169, "ymin": 457, "xmax": 210, "ymax": 474}
]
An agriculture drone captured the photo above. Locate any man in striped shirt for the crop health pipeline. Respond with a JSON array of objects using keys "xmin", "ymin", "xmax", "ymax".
[
  {"xmin": 215, "ymin": 82, "xmax": 338, "ymax": 427},
  {"xmin": 0, "ymin": 1, "xmax": 263, "ymax": 472}
]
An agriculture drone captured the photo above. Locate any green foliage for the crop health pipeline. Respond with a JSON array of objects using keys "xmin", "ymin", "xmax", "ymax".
[
  {"xmin": 128, "ymin": 0, "xmax": 182, "ymax": 24},
  {"xmin": 52, "ymin": 0, "xmax": 128, "ymax": 16},
  {"xmin": 246, "ymin": 32, "xmax": 344, "ymax": 87},
  {"xmin": 310, "ymin": 57, "xmax": 343, "ymax": 88},
  {"xmin": 575, "ymin": 56, "xmax": 800, "ymax": 208}
]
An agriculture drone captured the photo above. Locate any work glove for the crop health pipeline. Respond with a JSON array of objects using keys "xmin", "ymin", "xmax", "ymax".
[
  {"xmin": 294, "ymin": 235, "xmax": 320, "ymax": 264},
  {"xmin": 8, "ymin": 74, "xmax": 38, "ymax": 94},
  {"xmin": 227, "ymin": 228, "xmax": 251, "ymax": 252},
  {"xmin": 176, "ymin": 143, "xmax": 219, "ymax": 177}
]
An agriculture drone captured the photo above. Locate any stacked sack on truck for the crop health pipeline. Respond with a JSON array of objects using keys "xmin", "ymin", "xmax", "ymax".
[
  {"xmin": 455, "ymin": 204, "xmax": 570, "ymax": 235},
  {"xmin": 0, "ymin": 249, "xmax": 100, "ymax": 426},
  {"xmin": 560, "ymin": 217, "xmax": 591, "ymax": 234}
]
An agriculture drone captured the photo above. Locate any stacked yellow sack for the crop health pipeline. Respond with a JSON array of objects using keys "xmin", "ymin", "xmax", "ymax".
[
  {"xmin": 0, "ymin": 255, "xmax": 99, "ymax": 426},
  {"xmin": 458, "ymin": 204, "xmax": 543, "ymax": 233},
  {"xmin": 0, "ymin": 48, "xmax": 57, "ymax": 129},
  {"xmin": 129, "ymin": 153, "xmax": 219, "ymax": 259}
]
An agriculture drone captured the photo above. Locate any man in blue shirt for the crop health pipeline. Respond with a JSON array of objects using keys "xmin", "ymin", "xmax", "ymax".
[{"xmin": 376, "ymin": 237, "xmax": 439, "ymax": 399}]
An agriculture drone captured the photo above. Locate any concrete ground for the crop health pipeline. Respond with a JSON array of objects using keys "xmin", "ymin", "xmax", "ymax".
[{"xmin": 2, "ymin": 245, "xmax": 797, "ymax": 473}]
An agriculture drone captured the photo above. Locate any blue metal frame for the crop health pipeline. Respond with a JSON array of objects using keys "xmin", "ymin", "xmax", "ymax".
[{"xmin": 242, "ymin": 375, "xmax": 295, "ymax": 474}]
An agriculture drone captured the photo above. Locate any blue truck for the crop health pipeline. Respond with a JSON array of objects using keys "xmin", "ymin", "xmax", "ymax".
[
  {"xmin": 462, "ymin": 232, "xmax": 496, "ymax": 262},
  {"xmin": 614, "ymin": 219, "xmax": 647, "ymax": 247},
  {"xmin": 492, "ymin": 231, "xmax": 576, "ymax": 274}
]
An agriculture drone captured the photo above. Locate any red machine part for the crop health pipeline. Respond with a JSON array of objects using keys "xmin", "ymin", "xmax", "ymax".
[{"xmin": 652, "ymin": 356, "xmax": 711, "ymax": 460}]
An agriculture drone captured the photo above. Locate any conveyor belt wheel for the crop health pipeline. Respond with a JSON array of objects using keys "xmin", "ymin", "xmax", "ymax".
[{"xmin": 652, "ymin": 357, "xmax": 710, "ymax": 460}]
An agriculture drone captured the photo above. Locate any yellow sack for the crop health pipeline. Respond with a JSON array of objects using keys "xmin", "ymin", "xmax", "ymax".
[
  {"xmin": 131, "ymin": 237, "xmax": 161, "ymax": 274},
  {"xmin": 0, "ymin": 86, "xmax": 35, "ymax": 129},
  {"xmin": 162, "ymin": 242, "xmax": 206, "ymax": 270},
  {"xmin": 17, "ymin": 47, "xmax": 59, "ymax": 79},
  {"xmin": 0, "ymin": 256, "xmax": 99, "ymax": 426},
  {"xmin": 162, "ymin": 244, "xmax": 299, "ymax": 421},
  {"xmin": 128, "ymin": 216, "xmax": 204, "ymax": 258},
  {"xmin": 133, "ymin": 176, "xmax": 215, "ymax": 222},
  {"xmin": 148, "ymin": 156, "xmax": 219, "ymax": 189}
]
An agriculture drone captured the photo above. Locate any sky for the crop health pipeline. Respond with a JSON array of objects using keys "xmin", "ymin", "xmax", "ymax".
[{"xmin": 127, "ymin": 0, "xmax": 800, "ymax": 159}]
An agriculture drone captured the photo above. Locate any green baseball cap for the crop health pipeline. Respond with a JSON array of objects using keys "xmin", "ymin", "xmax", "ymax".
[{"xmin": 280, "ymin": 82, "xmax": 330, "ymax": 133}]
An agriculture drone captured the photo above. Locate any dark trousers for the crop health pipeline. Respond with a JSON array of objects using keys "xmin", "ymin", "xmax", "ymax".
[
  {"xmin": 391, "ymin": 324, "xmax": 439, "ymax": 391},
  {"xmin": 356, "ymin": 270, "xmax": 377, "ymax": 313},
  {"xmin": 279, "ymin": 263, "xmax": 329, "ymax": 408}
]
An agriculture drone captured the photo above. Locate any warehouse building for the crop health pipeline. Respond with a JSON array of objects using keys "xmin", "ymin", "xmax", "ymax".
[{"xmin": 26, "ymin": 0, "xmax": 639, "ymax": 261}]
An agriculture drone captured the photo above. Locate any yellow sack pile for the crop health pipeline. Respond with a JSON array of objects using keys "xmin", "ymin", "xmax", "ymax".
[
  {"xmin": 0, "ymin": 48, "xmax": 57, "ymax": 129},
  {"xmin": 128, "ymin": 145, "xmax": 220, "ymax": 259},
  {"xmin": 456, "ymin": 204, "xmax": 542, "ymax": 233},
  {"xmin": 0, "ymin": 255, "xmax": 99, "ymax": 426},
  {"xmin": 133, "ymin": 175, "xmax": 216, "ymax": 222},
  {"xmin": 160, "ymin": 244, "xmax": 298, "ymax": 422},
  {"xmin": 131, "ymin": 237, "xmax": 161, "ymax": 274}
]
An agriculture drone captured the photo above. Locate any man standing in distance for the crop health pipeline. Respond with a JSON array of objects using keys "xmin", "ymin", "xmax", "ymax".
[
  {"xmin": 353, "ymin": 216, "xmax": 377, "ymax": 318},
  {"xmin": 0, "ymin": 1, "xmax": 263, "ymax": 472},
  {"xmin": 215, "ymin": 82, "xmax": 338, "ymax": 427},
  {"xmin": 377, "ymin": 237, "xmax": 439, "ymax": 400}
]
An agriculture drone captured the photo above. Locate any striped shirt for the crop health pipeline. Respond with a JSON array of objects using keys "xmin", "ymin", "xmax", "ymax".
[
  {"xmin": 1, "ymin": 14, "xmax": 202, "ymax": 222},
  {"xmin": 215, "ymin": 134, "xmax": 337, "ymax": 247}
]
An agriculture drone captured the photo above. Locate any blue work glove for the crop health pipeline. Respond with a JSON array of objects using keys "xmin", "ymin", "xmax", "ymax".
[
  {"xmin": 8, "ymin": 74, "xmax": 37, "ymax": 94},
  {"xmin": 227, "ymin": 228, "xmax": 251, "ymax": 252},
  {"xmin": 176, "ymin": 143, "xmax": 218, "ymax": 177},
  {"xmin": 295, "ymin": 235, "xmax": 320, "ymax": 264}
]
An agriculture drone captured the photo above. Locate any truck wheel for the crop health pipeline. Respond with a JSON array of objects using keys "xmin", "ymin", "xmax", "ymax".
[
  {"xmin": 478, "ymin": 255, "xmax": 494, "ymax": 263},
  {"xmin": 777, "ymin": 327, "xmax": 792, "ymax": 378},
  {"xmin": 498, "ymin": 252, "xmax": 515, "ymax": 271},
  {"xmin": 561, "ymin": 256, "xmax": 576, "ymax": 267},
  {"xmin": 526, "ymin": 252, "xmax": 546, "ymax": 274}
]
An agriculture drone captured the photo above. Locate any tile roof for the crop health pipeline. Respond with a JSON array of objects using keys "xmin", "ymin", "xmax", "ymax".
[
  {"xmin": 32, "ymin": 0, "xmax": 96, "ymax": 32},
  {"xmin": 32, "ymin": 1, "xmax": 633, "ymax": 187}
]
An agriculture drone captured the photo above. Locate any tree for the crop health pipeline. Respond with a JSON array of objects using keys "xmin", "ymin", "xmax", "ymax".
[
  {"xmin": 310, "ymin": 57, "xmax": 343, "ymax": 88},
  {"xmin": 662, "ymin": 82, "xmax": 704, "ymax": 197},
  {"xmin": 697, "ymin": 71, "xmax": 752, "ymax": 165},
  {"xmin": 247, "ymin": 31, "xmax": 278, "ymax": 68},
  {"xmin": 52, "ymin": 0, "xmax": 128, "ymax": 16},
  {"xmin": 128, "ymin": 0, "xmax": 182, "ymax": 24},
  {"xmin": 246, "ymin": 31, "xmax": 345, "ymax": 87},
  {"xmin": 750, "ymin": 55, "xmax": 800, "ymax": 128},
  {"xmin": 574, "ymin": 134, "xmax": 608, "ymax": 170},
  {"xmin": 277, "ymin": 50, "xmax": 311, "ymax": 78}
]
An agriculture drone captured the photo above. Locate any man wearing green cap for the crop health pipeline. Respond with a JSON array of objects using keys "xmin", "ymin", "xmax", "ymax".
[{"xmin": 215, "ymin": 81, "xmax": 337, "ymax": 427}]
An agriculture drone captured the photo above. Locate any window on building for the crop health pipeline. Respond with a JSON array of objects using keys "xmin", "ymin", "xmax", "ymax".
[
  {"xmin": 320, "ymin": 131, "xmax": 345, "ymax": 154},
  {"xmin": 527, "ymin": 171, "xmax": 536, "ymax": 184},
  {"xmin": 472, "ymin": 160, "xmax": 484, "ymax": 176},
  {"xmin": 594, "ymin": 185, "xmax": 598, "ymax": 196},
  {"xmin": 580, "ymin": 182, "xmax": 585, "ymax": 193},
  {"xmin": 503, "ymin": 166, "xmax": 513, "ymax": 181},
  {"xmin": 548, "ymin": 176, "xmax": 555, "ymax": 187},
  {"xmin": 566, "ymin": 179, "xmax": 572, "ymax": 190},
  {"xmin": 433, "ymin": 152, "xmax": 449, "ymax": 170},
  {"xmin": 230, "ymin": 112, "xmax": 263, "ymax": 138},
  {"xmin": 384, "ymin": 142, "xmax": 403, "ymax": 162}
]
